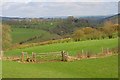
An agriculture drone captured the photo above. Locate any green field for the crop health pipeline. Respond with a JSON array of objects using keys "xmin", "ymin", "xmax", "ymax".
[
  {"xmin": 2, "ymin": 55, "xmax": 118, "ymax": 78},
  {"xmin": 11, "ymin": 28, "xmax": 60, "ymax": 43},
  {"xmin": 4, "ymin": 38, "xmax": 118, "ymax": 56},
  {"xmin": 3, "ymin": 38, "xmax": 118, "ymax": 78}
]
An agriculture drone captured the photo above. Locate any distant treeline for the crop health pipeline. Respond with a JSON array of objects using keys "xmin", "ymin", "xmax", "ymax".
[
  {"xmin": 2, "ymin": 15, "xmax": 119, "ymax": 49},
  {"xmin": 3, "ymin": 16, "xmax": 100, "ymax": 37}
]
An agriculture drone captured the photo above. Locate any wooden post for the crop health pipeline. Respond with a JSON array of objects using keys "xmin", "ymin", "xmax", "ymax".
[
  {"xmin": 32, "ymin": 52, "xmax": 34, "ymax": 62},
  {"xmin": 26, "ymin": 52, "xmax": 29, "ymax": 59},
  {"xmin": 21, "ymin": 52, "xmax": 24, "ymax": 62},
  {"xmin": 61, "ymin": 50, "xmax": 65, "ymax": 61},
  {"xmin": 82, "ymin": 49, "xmax": 84, "ymax": 54},
  {"xmin": 32, "ymin": 52, "xmax": 36, "ymax": 62},
  {"xmin": 87, "ymin": 51, "xmax": 90, "ymax": 58},
  {"xmin": 85, "ymin": 51, "xmax": 87, "ymax": 58},
  {"xmin": 34, "ymin": 53, "xmax": 36, "ymax": 62},
  {"xmin": 61, "ymin": 51, "xmax": 68, "ymax": 61},
  {"xmin": 107, "ymin": 48, "xmax": 109, "ymax": 54},
  {"xmin": 26, "ymin": 52, "xmax": 30, "ymax": 62},
  {"xmin": 64, "ymin": 53, "xmax": 68, "ymax": 61},
  {"xmin": 81, "ymin": 49, "xmax": 84, "ymax": 58}
]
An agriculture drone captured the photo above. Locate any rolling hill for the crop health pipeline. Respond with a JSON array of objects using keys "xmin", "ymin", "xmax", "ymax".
[{"xmin": 2, "ymin": 14, "xmax": 119, "ymax": 44}]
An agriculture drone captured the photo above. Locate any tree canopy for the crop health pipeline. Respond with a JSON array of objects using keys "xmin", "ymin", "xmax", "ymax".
[{"xmin": 2, "ymin": 24, "xmax": 12, "ymax": 50}]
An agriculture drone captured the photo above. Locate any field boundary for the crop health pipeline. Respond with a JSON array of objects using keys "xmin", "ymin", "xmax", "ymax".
[{"xmin": 2, "ymin": 47, "xmax": 118, "ymax": 63}]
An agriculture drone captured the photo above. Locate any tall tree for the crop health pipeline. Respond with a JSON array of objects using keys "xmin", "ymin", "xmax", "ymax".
[
  {"xmin": 103, "ymin": 21, "xmax": 114, "ymax": 38},
  {"xmin": 0, "ymin": 24, "xmax": 2, "ymax": 51},
  {"xmin": 2, "ymin": 24, "xmax": 12, "ymax": 50},
  {"xmin": 72, "ymin": 29, "xmax": 84, "ymax": 41}
]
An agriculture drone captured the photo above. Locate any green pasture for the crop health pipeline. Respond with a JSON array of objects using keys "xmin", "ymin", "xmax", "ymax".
[
  {"xmin": 4, "ymin": 38, "xmax": 118, "ymax": 56},
  {"xmin": 2, "ymin": 55, "xmax": 118, "ymax": 78},
  {"xmin": 11, "ymin": 28, "xmax": 60, "ymax": 43}
]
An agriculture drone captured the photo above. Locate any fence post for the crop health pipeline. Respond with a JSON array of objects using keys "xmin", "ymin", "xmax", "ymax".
[
  {"xmin": 34, "ymin": 53, "xmax": 36, "ymax": 62},
  {"xmin": 32, "ymin": 52, "xmax": 34, "ymax": 62},
  {"xmin": 32, "ymin": 52, "xmax": 36, "ymax": 62},
  {"xmin": 81, "ymin": 49, "xmax": 84, "ymax": 58},
  {"xmin": 82, "ymin": 49, "xmax": 84, "ymax": 54},
  {"xmin": 61, "ymin": 50, "xmax": 68, "ymax": 61},
  {"xmin": 65, "ymin": 53, "xmax": 68, "ymax": 61},
  {"xmin": 86, "ymin": 51, "xmax": 90, "ymax": 58},
  {"xmin": 61, "ymin": 51, "xmax": 69, "ymax": 61},
  {"xmin": 61, "ymin": 50, "xmax": 65, "ymax": 61},
  {"xmin": 85, "ymin": 51, "xmax": 87, "ymax": 58},
  {"xmin": 26, "ymin": 52, "xmax": 30, "ymax": 62},
  {"xmin": 21, "ymin": 52, "xmax": 24, "ymax": 62},
  {"xmin": 107, "ymin": 48, "xmax": 109, "ymax": 54}
]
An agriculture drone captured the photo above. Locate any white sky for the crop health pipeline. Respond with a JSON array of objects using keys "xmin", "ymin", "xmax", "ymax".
[
  {"xmin": 0, "ymin": 0, "xmax": 119, "ymax": 17},
  {"xmin": 0, "ymin": 0, "xmax": 119, "ymax": 2}
]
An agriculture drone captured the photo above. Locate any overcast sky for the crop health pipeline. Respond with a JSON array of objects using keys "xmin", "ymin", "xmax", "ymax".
[{"xmin": 0, "ymin": 0, "xmax": 119, "ymax": 18}]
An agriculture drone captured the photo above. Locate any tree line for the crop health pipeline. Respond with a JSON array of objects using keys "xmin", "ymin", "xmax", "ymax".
[{"xmin": 72, "ymin": 21, "xmax": 119, "ymax": 41}]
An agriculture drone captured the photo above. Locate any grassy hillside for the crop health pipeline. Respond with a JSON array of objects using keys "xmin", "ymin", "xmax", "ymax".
[
  {"xmin": 4, "ymin": 38, "xmax": 118, "ymax": 56},
  {"xmin": 11, "ymin": 28, "xmax": 60, "ymax": 44},
  {"xmin": 3, "ymin": 55, "xmax": 118, "ymax": 78}
]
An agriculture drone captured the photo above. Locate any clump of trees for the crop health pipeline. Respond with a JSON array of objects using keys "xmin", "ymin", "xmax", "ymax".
[
  {"xmin": 51, "ymin": 16, "xmax": 90, "ymax": 36},
  {"xmin": 72, "ymin": 29, "xmax": 84, "ymax": 41},
  {"xmin": 72, "ymin": 21, "xmax": 119, "ymax": 41},
  {"xmin": 2, "ymin": 24, "xmax": 12, "ymax": 50},
  {"xmin": 0, "ymin": 24, "xmax": 2, "ymax": 51},
  {"xmin": 103, "ymin": 21, "xmax": 118, "ymax": 38}
]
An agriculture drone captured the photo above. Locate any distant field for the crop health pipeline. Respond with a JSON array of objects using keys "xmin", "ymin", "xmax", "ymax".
[
  {"xmin": 2, "ymin": 55, "xmax": 118, "ymax": 78},
  {"xmin": 11, "ymin": 28, "xmax": 60, "ymax": 44},
  {"xmin": 4, "ymin": 38, "xmax": 118, "ymax": 56},
  {"xmin": 11, "ymin": 20, "xmax": 59, "ymax": 29},
  {"xmin": 37, "ymin": 21, "xmax": 59, "ymax": 29}
]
